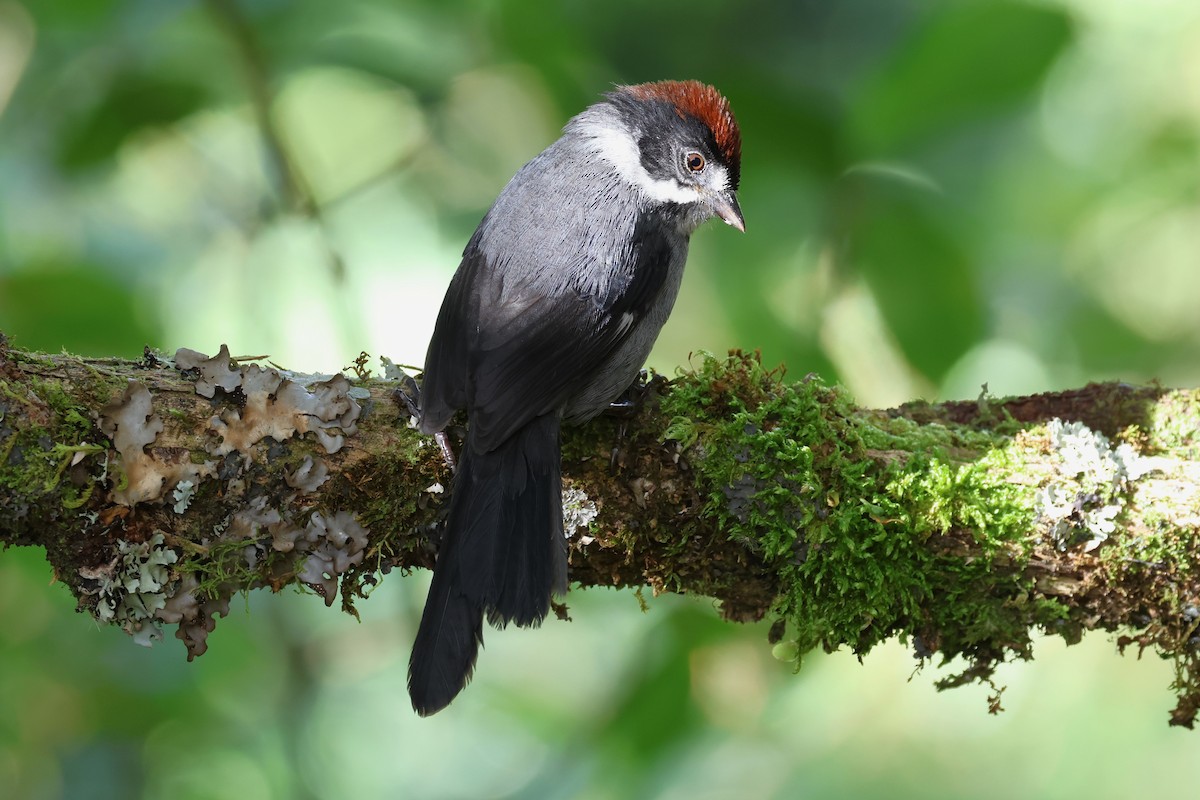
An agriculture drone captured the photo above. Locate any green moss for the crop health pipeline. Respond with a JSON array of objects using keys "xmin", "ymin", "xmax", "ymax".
[
  {"xmin": 349, "ymin": 447, "xmax": 427, "ymax": 534},
  {"xmin": 328, "ymin": 430, "xmax": 445, "ymax": 608},
  {"xmin": 1099, "ymin": 472, "xmax": 1200, "ymax": 573},
  {"xmin": 661, "ymin": 360, "xmax": 1200, "ymax": 722},
  {"xmin": 0, "ymin": 372, "xmax": 117, "ymax": 565},
  {"xmin": 1149, "ymin": 390, "xmax": 1200, "ymax": 457},
  {"xmin": 6, "ymin": 350, "xmax": 56, "ymax": 371},
  {"xmin": 661, "ymin": 352, "xmax": 1042, "ymax": 685},
  {"xmin": 0, "ymin": 428, "xmax": 61, "ymax": 498},
  {"xmin": 0, "ymin": 377, "xmax": 100, "ymax": 496},
  {"xmin": 177, "ymin": 534, "xmax": 261, "ymax": 602}
]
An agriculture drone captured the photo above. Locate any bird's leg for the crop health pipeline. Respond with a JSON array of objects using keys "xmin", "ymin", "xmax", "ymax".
[
  {"xmin": 605, "ymin": 368, "xmax": 662, "ymax": 418},
  {"xmin": 433, "ymin": 432, "xmax": 457, "ymax": 473},
  {"xmin": 393, "ymin": 376, "xmax": 457, "ymax": 473},
  {"xmin": 605, "ymin": 369, "xmax": 666, "ymax": 471}
]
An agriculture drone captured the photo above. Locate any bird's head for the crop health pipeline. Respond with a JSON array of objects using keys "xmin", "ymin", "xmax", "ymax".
[{"xmin": 579, "ymin": 80, "xmax": 744, "ymax": 233}]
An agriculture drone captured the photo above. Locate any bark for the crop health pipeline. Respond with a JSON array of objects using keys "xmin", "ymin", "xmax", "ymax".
[{"xmin": 2, "ymin": 332, "xmax": 1199, "ymax": 726}]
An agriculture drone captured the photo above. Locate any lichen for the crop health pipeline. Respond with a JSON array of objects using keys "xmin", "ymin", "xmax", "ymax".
[
  {"xmin": 562, "ymin": 485, "xmax": 599, "ymax": 541},
  {"xmin": 285, "ymin": 455, "xmax": 330, "ymax": 494},
  {"xmin": 68, "ymin": 347, "xmax": 373, "ymax": 659},
  {"xmin": 174, "ymin": 346, "xmax": 243, "ymax": 399},
  {"xmin": 1032, "ymin": 419, "xmax": 1150, "ymax": 551},
  {"xmin": 155, "ymin": 572, "xmax": 232, "ymax": 660},
  {"xmin": 296, "ymin": 511, "xmax": 370, "ymax": 606},
  {"xmin": 174, "ymin": 346, "xmax": 363, "ymax": 457},
  {"xmin": 172, "ymin": 480, "xmax": 196, "ymax": 513},
  {"xmin": 78, "ymin": 532, "xmax": 179, "ymax": 646},
  {"xmin": 98, "ymin": 381, "xmax": 214, "ymax": 506}
]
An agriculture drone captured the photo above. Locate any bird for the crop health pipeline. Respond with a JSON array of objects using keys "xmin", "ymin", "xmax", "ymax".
[{"xmin": 409, "ymin": 80, "xmax": 744, "ymax": 715}]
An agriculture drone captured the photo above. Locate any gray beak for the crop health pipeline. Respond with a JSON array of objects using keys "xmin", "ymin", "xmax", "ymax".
[{"xmin": 712, "ymin": 190, "xmax": 745, "ymax": 232}]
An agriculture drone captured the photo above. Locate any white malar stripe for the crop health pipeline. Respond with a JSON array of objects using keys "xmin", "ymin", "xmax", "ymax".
[{"xmin": 585, "ymin": 123, "xmax": 701, "ymax": 205}]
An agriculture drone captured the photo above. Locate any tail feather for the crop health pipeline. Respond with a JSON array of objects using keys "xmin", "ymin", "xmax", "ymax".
[
  {"xmin": 406, "ymin": 564, "xmax": 483, "ymax": 716},
  {"xmin": 408, "ymin": 413, "xmax": 568, "ymax": 715}
]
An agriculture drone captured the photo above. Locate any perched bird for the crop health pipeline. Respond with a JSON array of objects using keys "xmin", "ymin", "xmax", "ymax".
[{"xmin": 409, "ymin": 80, "xmax": 744, "ymax": 715}]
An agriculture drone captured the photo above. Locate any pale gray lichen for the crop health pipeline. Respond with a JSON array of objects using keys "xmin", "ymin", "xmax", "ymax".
[
  {"xmin": 226, "ymin": 496, "xmax": 292, "ymax": 569},
  {"xmin": 379, "ymin": 356, "xmax": 409, "ymax": 381},
  {"xmin": 562, "ymin": 486, "xmax": 599, "ymax": 543},
  {"xmin": 174, "ymin": 345, "xmax": 242, "ymax": 399},
  {"xmin": 222, "ymin": 499, "xmax": 370, "ymax": 606},
  {"xmin": 172, "ymin": 480, "xmax": 195, "ymax": 513},
  {"xmin": 297, "ymin": 511, "xmax": 370, "ymax": 606},
  {"xmin": 177, "ymin": 348, "xmax": 361, "ymax": 456},
  {"xmin": 155, "ymin": 573, "xmax": 233, "ymax": 660},
  {"xmin": 1036, "ymin": 418, "xmax": 1151, "ymax": 551},
  {"xmin": 98, "ymin": 381, "xmax": 215, "ymax": 506},
  {"xmin": 285, "ymin": 455, "xmax": 330, "ymax": 494},
  {"xmin": 78, "ymin": 532, "xmax": 179, "ymax": 647}
]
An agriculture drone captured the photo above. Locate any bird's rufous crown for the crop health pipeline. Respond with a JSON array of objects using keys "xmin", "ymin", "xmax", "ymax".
[{"xmin": 621, "ymin": 80, "xmax": 741, "ymax": 177}]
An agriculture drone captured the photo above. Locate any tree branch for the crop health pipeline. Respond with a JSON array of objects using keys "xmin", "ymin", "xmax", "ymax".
[{"xmin": 2, "ymin": 333, "xmax": 1199, "ymax": 726}]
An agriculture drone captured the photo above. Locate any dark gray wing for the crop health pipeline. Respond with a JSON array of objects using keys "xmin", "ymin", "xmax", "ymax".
[{"xmin": 420, "ymin": 213, "xmax": 676, "ymax": 453}]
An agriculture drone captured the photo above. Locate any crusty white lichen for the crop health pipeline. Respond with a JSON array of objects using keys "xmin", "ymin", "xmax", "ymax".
[
  {"xmin": 78, "ymin": 532, "xmax": 179, "ymax": 647},
  {"xmin": 562, "ymin": 485, "xmax": 599, "ymax": 543},
  {"xmin": 1035, "ymin": 418, "xmax": 1151, "ymax": 551}
]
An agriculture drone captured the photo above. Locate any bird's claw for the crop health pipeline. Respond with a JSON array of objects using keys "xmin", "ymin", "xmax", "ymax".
[{"xmin": 392, "ymin": 376, "xmax": 457, "ymax": 473}]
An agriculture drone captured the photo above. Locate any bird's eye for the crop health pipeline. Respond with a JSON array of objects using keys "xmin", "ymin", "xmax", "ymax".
[{"xmin": 685, "ymin": 152, "xmax": 705, "ymax": 172}]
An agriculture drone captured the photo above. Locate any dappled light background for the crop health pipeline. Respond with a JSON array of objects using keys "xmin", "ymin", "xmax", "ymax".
[{"xmin": 3, "ymin": 1, "xmax": 1200, "ymax": 797}]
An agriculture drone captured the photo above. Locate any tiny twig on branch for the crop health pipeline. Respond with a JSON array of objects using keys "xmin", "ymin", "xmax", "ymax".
[
  {"xmin": 2, "ymin": 334, "xmax": 1200, "ymax": 726},
  {"xmin": 203, "ymin": 0, "xmax": 348, "ymax": 282}
]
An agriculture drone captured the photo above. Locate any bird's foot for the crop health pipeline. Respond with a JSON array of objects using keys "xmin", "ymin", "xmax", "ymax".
[
  {"xmin": 392, "ymin": 376, "xmax": 457, "ymax": 473},
  {"xmin": 606, "ymin": 370, "xmax": 666, "ymax": 471},
  {"xmin": 604, "ymin": 369, "xmax": 665, "ymax": 419}
]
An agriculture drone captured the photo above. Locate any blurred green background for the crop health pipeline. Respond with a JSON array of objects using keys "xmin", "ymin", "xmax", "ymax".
[{"xmin": 3, "ymin": 0, "xmax": 1200, "ymax": 797}]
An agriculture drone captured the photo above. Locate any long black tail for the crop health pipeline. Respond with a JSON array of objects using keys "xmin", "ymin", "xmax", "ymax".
[{"xmin": 407, "ymin": 413, "xmax": 568, "ymax": 716}]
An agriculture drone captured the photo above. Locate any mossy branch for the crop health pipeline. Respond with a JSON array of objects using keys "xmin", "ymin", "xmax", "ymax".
[{"xmin": 3, "ymin": 333, "xmax": 1200, "ymax": 726}]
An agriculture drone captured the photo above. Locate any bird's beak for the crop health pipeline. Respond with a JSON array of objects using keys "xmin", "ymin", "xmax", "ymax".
[{"xmin": 711, "ymin": 190, "xmax": 745, "ymax": 232}]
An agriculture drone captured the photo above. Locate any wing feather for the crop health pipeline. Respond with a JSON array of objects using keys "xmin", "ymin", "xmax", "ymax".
[{"xmin": 420, "ymin": 210, "xmax": 676, "ymax": 452}]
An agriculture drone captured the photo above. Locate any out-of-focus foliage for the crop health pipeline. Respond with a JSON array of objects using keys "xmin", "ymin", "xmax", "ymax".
[{"xmin": 2, "ymin": 1, "xmax": 1200, "ymax": 798}]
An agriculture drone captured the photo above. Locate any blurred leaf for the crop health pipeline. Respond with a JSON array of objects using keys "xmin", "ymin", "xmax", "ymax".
[
  {"xmin": 56, "ymin": 72, "xmax": 209, "ymax": 172},
  {"xmin": 852, "ymin": 1, "xmax": 1073, "ymax": 152},
  {"xmin": 0, "ymin": 265, "xmax": 160, "ymax": 356},
  {"xmin": 836, "ymin": 174, "xmax": 984, "ymax": 381},
  {"xmin": 737, "ymin": 83, "xmax": 846, "ymax": 181},
  {"xmin": 589, "ymin": 602, "xmax": 734, "ymax": 778},
  {"xmin": 24, "ymin": 0, "xmax": 121, "ymax": 27},
  {"xmin": 1065, "ymin": 301, "xmax": 1189, "ymax": 379},
  {"xmin": 604, "ymin": 625, "xmax": 698, "ymax": 764}
]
